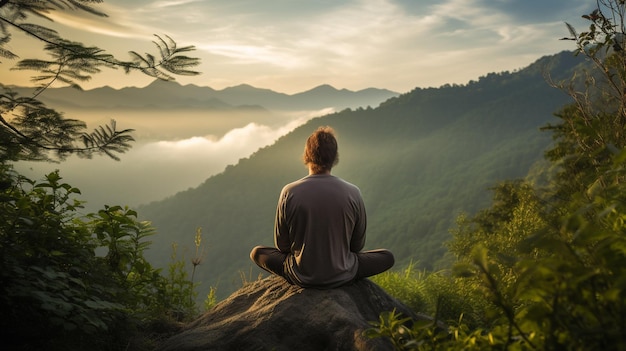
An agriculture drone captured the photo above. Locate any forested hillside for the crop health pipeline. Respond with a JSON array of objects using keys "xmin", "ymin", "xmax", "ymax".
[{"xmin": 138, "ymin": 50, "xmax": 585, "ymax": 299}]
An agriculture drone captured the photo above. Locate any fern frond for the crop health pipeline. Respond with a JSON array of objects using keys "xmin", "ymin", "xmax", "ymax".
[
  {"xmin": 59, "ymin": 0, "xmax": 108, "ymax": 17},
  {"xmin": 0, "ymin": 35, "xmax": 18, "ymax": 60},
  {"xmin": 79, "ymin": 119, "xmax": 135, "ymax": 161},
  {"xmin": 162, "ymin": 55, "xmax": 201, "ymax": 76},
  {"xmin": 18, "ymin": 23, "xmax": 60, "ymax": 42},
  {"xmin": 154, "ymin": 34, "xmax": 173, "ymax": 60},
  {"xmin": 565, "ymin": 22, "xmax": 578, "ymax": 39}
]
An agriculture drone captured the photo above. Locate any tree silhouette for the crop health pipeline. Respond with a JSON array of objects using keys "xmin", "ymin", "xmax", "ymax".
[{"xmin": 0, "ymin": 0, "xmax": 200, "ymax": 162}]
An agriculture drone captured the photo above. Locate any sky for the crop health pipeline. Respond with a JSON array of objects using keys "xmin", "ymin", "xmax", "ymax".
[
  {"xmin": 6, "ymin": 0, "xmax": 596, "ymax": 210},
  {"xmin": 4, "ymin": 0, "xmax": 592, "ymax": 94}
]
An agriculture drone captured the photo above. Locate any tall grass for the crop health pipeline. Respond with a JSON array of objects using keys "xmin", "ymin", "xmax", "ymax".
[{"xmin": 372, "ymin": 263, "xmax": 488, "ymax": 328}]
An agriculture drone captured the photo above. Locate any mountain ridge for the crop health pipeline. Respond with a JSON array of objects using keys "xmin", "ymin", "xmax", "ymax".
[{"xmin": 10, "ymin": 81, "xmax": 399, "ymax": 112}]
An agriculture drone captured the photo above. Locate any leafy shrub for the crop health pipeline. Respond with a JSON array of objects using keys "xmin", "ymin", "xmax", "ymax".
[
  {"xmin": 0, "ymin": 165, "xmax": 202, "ymax": 350},
  {"xmin": 369, "ymin": 3, "xmax": 626, "ymax": 349},
  {"xmin": 373, "ymin": 263, "xmax": 489, "ymax": 329},
  {"xmin": 372, "ymin": 263, "xmax": 429, "ymax": 313}
]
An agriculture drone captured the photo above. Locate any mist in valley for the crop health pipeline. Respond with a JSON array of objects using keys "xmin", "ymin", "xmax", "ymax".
[{"xmin": 14, "ymin": 107, "xmax": 330, "ymax": 213}]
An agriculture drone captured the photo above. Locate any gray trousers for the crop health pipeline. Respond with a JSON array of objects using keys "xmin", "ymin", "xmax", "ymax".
[{"xmin": 250, "ymin": 246, "xmax": 395, "ymax": 285}]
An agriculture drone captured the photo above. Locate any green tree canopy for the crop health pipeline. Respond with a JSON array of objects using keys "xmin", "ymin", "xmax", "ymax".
[
  {"xmin": 369, "ymin": 1, "xmax": 626, "ymax": 349},
  {"xmin": 444, "ymin": 1, "xmax": 626, "ymax": 348},
  {"xmin": 0, "ymin": 2, "xmax": 206, "ymax": 349}
]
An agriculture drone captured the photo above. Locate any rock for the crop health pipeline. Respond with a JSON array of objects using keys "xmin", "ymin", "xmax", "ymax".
[{"xmin": 155, "ymin": 275, "xmax": 430, "ymax": 351}]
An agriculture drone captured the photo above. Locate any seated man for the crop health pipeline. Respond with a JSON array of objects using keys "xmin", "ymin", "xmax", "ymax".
[{"xmin": 250, "ymin": 126, "xmax": 394, "ymax": 288}]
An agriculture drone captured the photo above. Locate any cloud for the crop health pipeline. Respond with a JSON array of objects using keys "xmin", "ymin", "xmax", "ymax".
[
  {"xmin": 6, "ymin": 0, "xmax": 598, "ymax": 215},
  {"xmin": 44, "ymin": 3, "xmax": 153, "ymax": 41},
  {"xmin": 151, "ymin": 0, "xmax": 201, "ymax": 9},
  {"xmin": 197, "ymin": 43, "xmax": 305, "ymax": 68},
  {"xmin": 140, "ymin": 116, "xmax": 312, "ymax": 162},
  {"xmin": 472, "ymin": 0, "xmax": 592, "ymax": 23},
  {"xmin": 14, "ymin": 112, "xmax": 319, "ymax": 212},
  {"xmin": 3, "ymin": 0, "xmax": 593, "ymax": 93}
]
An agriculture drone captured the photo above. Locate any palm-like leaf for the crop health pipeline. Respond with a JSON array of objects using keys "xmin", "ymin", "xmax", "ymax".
[
  {"xmin": 79, "ymin": 120, "xmax": 135, "ymax": 161},
  {"xmin": 126, "ymin": 35, "xmax": 200, "ymax": 80},
  {"xmin": 0, "ymin": 0, "xmax": 198, "ymax": 162}
]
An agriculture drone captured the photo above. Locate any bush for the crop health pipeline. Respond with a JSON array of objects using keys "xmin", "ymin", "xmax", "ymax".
[
  {"xmin": 0, "ymin": 165, "xmax": 201, "ymax": 350},
  {"xmin": 372, "ymin": 264, "xmax": 487, "ymax": 328}
]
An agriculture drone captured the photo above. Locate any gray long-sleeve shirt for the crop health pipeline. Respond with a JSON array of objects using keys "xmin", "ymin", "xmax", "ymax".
[{"xmin": 274, "ymin": 174, "xmax": 366, "ymax": 288}]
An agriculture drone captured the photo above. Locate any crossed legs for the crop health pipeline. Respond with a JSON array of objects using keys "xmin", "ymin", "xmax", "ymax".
[
  {"xmin": 249, "ymin": 246, "xmax": 289, "ymax": 278},
  {"xmin": 249, "ymin": 246, "xmax": 394, "ymax": 283}
]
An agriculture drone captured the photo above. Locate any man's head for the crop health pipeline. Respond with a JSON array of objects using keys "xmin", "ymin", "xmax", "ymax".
[{"xmin": 303, "ymin": 126, "xmax": 339, "ymax": 174}]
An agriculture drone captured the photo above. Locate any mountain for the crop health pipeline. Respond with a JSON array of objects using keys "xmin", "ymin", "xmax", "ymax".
[
  {"xmin": 10, "ymin": 80, "xmax": 401, "ymax": 216},
  {"xmin": 13, "ymin": 81, "xmax": 399, "ymax": 111},
  {"xmin": 136, "ymin": 50, "xmax": 586, "ymax": 300}
]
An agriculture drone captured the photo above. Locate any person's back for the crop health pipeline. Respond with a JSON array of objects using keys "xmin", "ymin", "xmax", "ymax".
[
  {"xmin": 250, "ymin": 126, "xmax": 394, "ymax": 288},
  {"xmin": 276, "ymin": 174, "xmax": 366, "ymax": 287}
]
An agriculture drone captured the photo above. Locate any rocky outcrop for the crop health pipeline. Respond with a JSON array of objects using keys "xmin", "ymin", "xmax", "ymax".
[{"xmin": 155, "ymin": 275, "xmax": 430, "ymax": 351}]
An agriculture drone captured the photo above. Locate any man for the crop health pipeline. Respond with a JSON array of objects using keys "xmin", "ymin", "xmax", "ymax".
[{"xmin": 250, "ymin": 126, "xmax": 394, "ymax": 288}]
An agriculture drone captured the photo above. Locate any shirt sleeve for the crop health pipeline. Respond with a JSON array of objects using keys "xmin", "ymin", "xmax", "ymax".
[
  {"xmin": 349, "ymin": 191, "xmax": 367, "ymax": 252},
  {"xmin": 274, "ymin": 188, "xmax": 291, "ymax": 253}
]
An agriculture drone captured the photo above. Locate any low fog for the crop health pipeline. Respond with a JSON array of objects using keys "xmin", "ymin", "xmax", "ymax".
[{"xmin": 14, "ymin": 108, "xmax": 330, "ymax": 213}]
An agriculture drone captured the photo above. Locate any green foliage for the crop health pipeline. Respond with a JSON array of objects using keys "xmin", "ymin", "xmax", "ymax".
[
  {"xmin": 162, "ymin": 242, "xmax": 198, "ymax": 319},
  {"xmin": 0, "ymin": 166, "xmax": 202, "ymax": 350},
  {"xmin": 371, "ymin": 263, "xmax": 429, "ymax": 312},
  {"xmin": 372, "ymin": 156, "xmax": 626, "ymax": 349},
  {"xmin": 190, "ymin": 227, "xmax": 206, "ymax": 288},
  {"xmin": 0, "ymin": 2, "xmax": 205, "ymax": 349},
  {"xmin": 368, "ymin": 2, "xmax": 626, "ymax": 349},
  {"xmin": 366, "ymin": 309, "xmax": 540, "ymax": 351},
  {"xmin": 204, "ymin": 286, "xmax": 218, "ymax": 311},
  {"xmin": 364, "ymin": 309, "xmax": 448, "ymax": 351},
  {"xmin": 0, "ymin": 167, "xmax": 121, "ymax": 349},
  {"xmin": 373, "ymin": 264, "xmax": 489, "ymax": 330},
  {"xmin": 419, "ymin": 273, "xmax": 487, "ymax": 329}
]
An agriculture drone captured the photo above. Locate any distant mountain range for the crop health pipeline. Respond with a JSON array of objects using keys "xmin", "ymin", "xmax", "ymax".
[
  {"xmin": 135, "ymin": 50, "xmax": 588, "ymax": 300},
  {"xmin": 12, "ymin": 81, "xmax": 400, "ymax": 111},
  {"xmin": 9, "ymin": 78, "xmax": 402, "ymax": 217}
]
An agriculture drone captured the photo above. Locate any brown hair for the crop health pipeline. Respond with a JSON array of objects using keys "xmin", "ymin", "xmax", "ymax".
[{"xmin": 303, "ymin": 126, "xmax": 339, "ymax": 174}]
